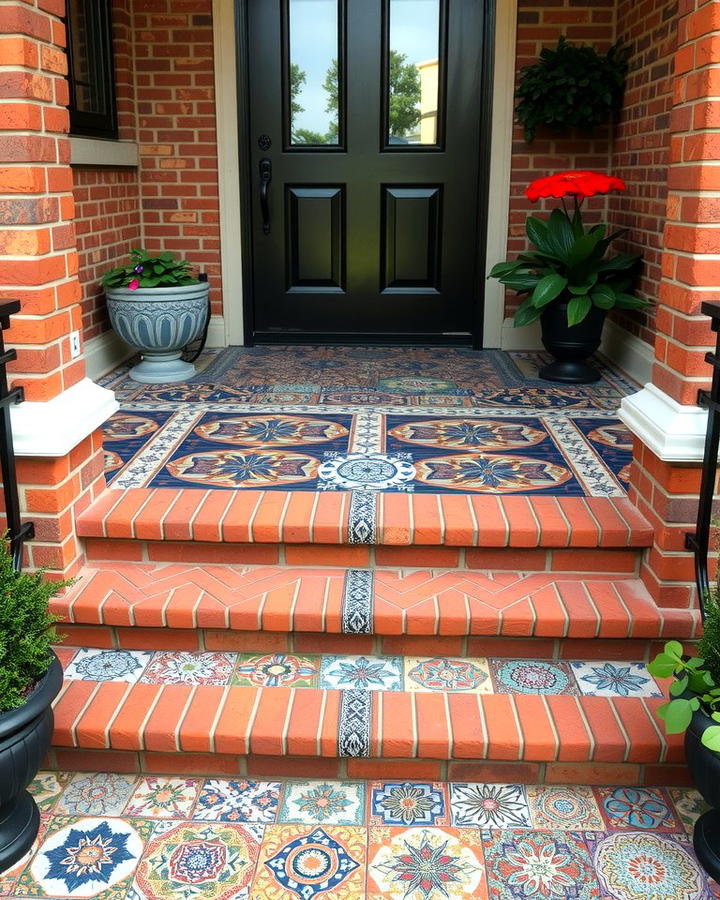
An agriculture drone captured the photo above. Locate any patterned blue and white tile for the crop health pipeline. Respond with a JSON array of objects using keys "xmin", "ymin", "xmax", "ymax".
[
  {"xmin": 318, "ymin": 655, "xmax": 403, "ymax": 691},
  {"xmin": 595, "ymin": 786, "xmax": 682, "ymax": 831},
  {"xmin": 194, "ymin": 779, "xmax": 282, "ymax": 824},
  {"xmin": 277, "ymin": 780, "xmax": 366, "ymax": 825},
  {"xmin": 63, "ymin": 649, "xmax": 153, "ymax": 683},
  {"xmin": 449, "ymin": 783, "xmax": 532, "ymax": 828},
  {"xmin": 569, "ymin": 660, "xmax": 663, "ymax": 697},
  {"xmin": 368, "ymin": 781, "xmax": 450, "ymax": 827},
  {"xmin": 55, "ymin": 772, "xmax": 139, "ymax": 817}
]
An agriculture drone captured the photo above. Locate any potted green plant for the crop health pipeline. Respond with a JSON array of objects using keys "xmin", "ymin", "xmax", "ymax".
[
  {"xmin": 516, "ymin": 37, "xmax": 630, "ymax": 142},
  {"xmin": 649, "ymin": 600, "xmax": 720, "ymax": 880},
  {"xmin": 0, "ymin": 542, "xmax": 69, "ymax": 871},
  {"xmin": 102, "ymin": 248, "xmax": 209, "ymax": 384},
  {"xmin": 489, "ymin": 170, "xmax": 650, "ymax": 383}
]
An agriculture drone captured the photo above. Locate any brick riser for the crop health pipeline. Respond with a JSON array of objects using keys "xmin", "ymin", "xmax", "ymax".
[{"xmin": 51, "ymin": 680, "xmax": 687, "ymax": 787}]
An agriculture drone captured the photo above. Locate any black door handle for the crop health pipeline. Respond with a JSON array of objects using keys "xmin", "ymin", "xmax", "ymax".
[{"xmin": 259, "ymin": 157, "xmax": 272, "ymax": 234}]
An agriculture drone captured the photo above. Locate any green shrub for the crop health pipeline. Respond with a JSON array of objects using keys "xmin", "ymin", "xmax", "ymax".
[
  {"xmin": 516, "ymin": 37, "xmax": 630, "ymax": 142},
  {"xmin": 698, "ymin": 593, "xmax": 720, "ymax": 686},
  {"xmin": 0, "ymin": 540, "xmax": 71, "ymax": 714},
  {"xmin": 101, "ymin": 248, "xmax": 197, "ymax": 291}
]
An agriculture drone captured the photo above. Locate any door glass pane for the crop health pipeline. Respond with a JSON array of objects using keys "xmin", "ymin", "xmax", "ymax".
[
  {"xmin": 288, "ymin": 0, "xmax": 340, "ymax": 145},
  {"xmin": 387, "ymin": 0, "xmax": 441, "ymax": 146}
]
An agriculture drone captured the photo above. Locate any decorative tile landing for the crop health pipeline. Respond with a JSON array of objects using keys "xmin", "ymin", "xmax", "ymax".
[
  {"xmin": 57, "ymin": 646, "xmax": 664, "ymax": 699},
  {"xmin": 99, "ymin": 348, "xmax": 637, "ymax": 497},
  {"xmin": 5, "ymin": 772, "xmax": 717, "ymax": 899}
]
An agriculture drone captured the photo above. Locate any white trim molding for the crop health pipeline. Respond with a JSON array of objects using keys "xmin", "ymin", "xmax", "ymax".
[
  {"xmin": 620, "ymin": 382, "xmax": 707, "ymax": 463},
  {"xmin": 484, "ymin": 0, "xmax": 518, "ymax": 348},
  {"xmin": 600, "ymin": 318, "xmax": 654, "ymax": 386},
  {"xmin": 213, "ymin": 0, "xmax": 244, "ymax": 346},
  {"xmin": 12, "ymin": 378, "xmax": 119, "ymax": 458},
  {"xmin": 70, "ymin": 137, "xmax": 139, "ymax": 167}
]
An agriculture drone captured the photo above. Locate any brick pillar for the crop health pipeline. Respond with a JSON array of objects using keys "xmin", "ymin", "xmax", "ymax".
[
  {"xmin": 622, "ymin": 0, "xmax": 720, "ymax": 608},
  {"xmin": 0, "ymin": 0, "xmax": 116, "ymax": 577}
]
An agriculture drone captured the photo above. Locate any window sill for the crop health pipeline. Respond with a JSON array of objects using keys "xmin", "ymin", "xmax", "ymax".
[{"xmin": 70, "ymin": 136, "xmax": 139, "ymax": 167}]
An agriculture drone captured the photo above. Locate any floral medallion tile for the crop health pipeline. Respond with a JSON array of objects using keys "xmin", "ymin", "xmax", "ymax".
[
  {"xmin": 590, "ymin": 831, "xmax": 711, "ymax": 900},
  {"xmin": 569, "ymin": 660, "xmax": 662, "ymax": 697},
  {"xmin": 278, "ymin": 780, "xmax": 365, "ymax": 825},
  {"xmin": 233, "ymin": 652, "xmax": 319, "ymax": 688},
  {"xmin": 28, "ymin": 771, "xmax": 72, "ymax": 811},
  {"xmin": 526, "ymin": 786, "xmax": 604, "ymax": 830},
  {"xmin": 669, "ymin": 787, "xmax": 711, "ymax": 834},
  {"xmin": 449, "ymin": 783, "xmax": 531, "ymax": 828},
  {"xmin": 15, "ymin": 815, "xmax": 151, "ymax": 899},
  {"xmin": 490, "ymin": 658, "xmax": 576, "ymax": 695},
  {"xmin": 56, "ymin": 773, "xmax": 138, "ymax": 816},
  {"xmin": 367, "ymin": 825, "xmax": 487, "ymax": 899},
  {"xmin": 194, "ymin": 779, "xmax": 281, "ymax": 823},
  {"xmin": 64, "ymin": 648, "xmax": 152, "ymax": 683},
  {"xmin": 483, "ymin": 829, "xmax": 599, "ymax": 900},
  {"xmin": 319, "ymin": 655, "xmax": 403, "ymax": 691},
  {"xmin": 369, "ymin": 782, "xmax": 449, "ymax": 827},
  {"xmin": 129, "ymin": 820, "xmax": 263, "ymax": 900},
  {"xmin": 404, "ymin": 656, "xmax": 491, "ymax": 693},
  {"xmin": 252, "ymin": 824, "xmax": 366, "ymax": 899},
  {"xmin": 140, "ymin": 651, "xmax": 236, "ymax": 685},
  {"xmin": 124, "ymin": 777, "xmax": 200, "ymax": 819},
  {"xmin": 596, "ymin": 786, "xmax": 680, "ymax": 831}
]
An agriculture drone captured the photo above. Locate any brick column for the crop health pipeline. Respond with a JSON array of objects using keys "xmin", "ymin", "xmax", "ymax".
[
  {"xmin": 621, "ymin": 0, "xmax": 720, "ymax": 608},
  {"xmin": 0, "ymin": 0, "xmax": 116, "ymax": 577}
]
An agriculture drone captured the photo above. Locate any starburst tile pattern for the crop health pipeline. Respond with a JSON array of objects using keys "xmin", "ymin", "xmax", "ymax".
[
  {"xmin": 11, "ymin": 773, "xmax": 720, "ymax": 898},
  {"xmin": 319, "ymin": 655, "xmax": 403, "ymax": 691},
  {"xmin": 64, "ymin": 649, "xmax": 152, "ymax": 683},
  {"xmin": 569, "ymin": 660, "xmax": 663, "ymax": 697},
  {"xmin": 139, "ymin": 651, "xmax": 236, "ymax": 685},
  {"xmin": 405, "ymin": 656, "xmax": 492, "ymax": 693}
]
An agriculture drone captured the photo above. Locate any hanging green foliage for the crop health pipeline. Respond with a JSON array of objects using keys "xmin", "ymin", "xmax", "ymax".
[{"xmin": 516, "ymin": 37, "xmax": 630, "ymax": 142}]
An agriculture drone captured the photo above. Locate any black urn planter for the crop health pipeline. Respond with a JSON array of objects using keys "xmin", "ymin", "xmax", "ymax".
[
  {"xmin": 0, "ymin": 652, "xmax": 62, "ymax": 873},
  {"xmin": 685, "ymin": 705, "xmax": 720, "ymax": 881},
  {"xmin": 539, "ymin": 299, "xmax": 606, "ymax": 384}
]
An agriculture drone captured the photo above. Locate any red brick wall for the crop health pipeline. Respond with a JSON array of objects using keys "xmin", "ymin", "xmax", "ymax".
[
  {"xmin": 505, "ymin": 1, "xmax": 615, "ymax": 318},
  {"xmin": 72, "ymin": 0, "xmax": 141, "ymax": 344},
  {"xmin": 134, "ymin": 1, "xmax": 222, "ymax": 320},
  {"xmin": 607, "ymin": 0, "xmax": 677, "ymax": 347},
  {"xmin": 72, "ymin": 0, "xmax": 222, "ymax": 345}
]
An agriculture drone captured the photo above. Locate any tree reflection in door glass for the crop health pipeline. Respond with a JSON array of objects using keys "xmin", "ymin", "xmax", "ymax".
[
  {"xmin": 289, "ymin": 0, "xmax": 340, "ymax": 145},
  {"xmin": 388, "ymin": 0, "xmax": 441, "ymax": 145}
]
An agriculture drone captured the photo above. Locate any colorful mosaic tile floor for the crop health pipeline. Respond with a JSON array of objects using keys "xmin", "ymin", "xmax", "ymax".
[
  {"xmin": 100, "ymin": 349, "xmax": 637, "ymax": 496},
  {"xmin": 56, "ymin": 646, "xmax": 662, "ymax": 699},
  {"xmin": 4, "ymin": 771, "xmax": 718, "ymax": 898}
]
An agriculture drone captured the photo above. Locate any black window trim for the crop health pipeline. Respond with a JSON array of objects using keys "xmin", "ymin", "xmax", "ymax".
[{"xmin": 66, "ymin": 0, "xmax": 118, "ymax": 140}]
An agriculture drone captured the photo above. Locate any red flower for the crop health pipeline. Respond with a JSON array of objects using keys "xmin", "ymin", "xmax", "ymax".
[
  {"xmin": 128, "ymin": 278, "xmax": 140, "ymax": 291},
  {"xmin": 526, "ymin": 170, "xmax": 627, "ymax": 202}
]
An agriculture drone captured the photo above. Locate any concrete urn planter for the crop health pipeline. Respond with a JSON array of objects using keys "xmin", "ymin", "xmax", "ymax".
[{"xmin": 106, "ymin": 281, "xmax": 209, "ymax": 383}]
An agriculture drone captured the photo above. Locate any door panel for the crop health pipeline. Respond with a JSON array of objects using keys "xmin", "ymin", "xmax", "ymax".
[{"xmin": 246, "ymin": 0, "xmax": 486, "ymax": 342}]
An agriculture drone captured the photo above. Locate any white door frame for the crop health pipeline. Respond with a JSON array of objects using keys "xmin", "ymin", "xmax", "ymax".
[{"xmin": 212, "ymin": 0, "xmax": 517, "ymax": 348}]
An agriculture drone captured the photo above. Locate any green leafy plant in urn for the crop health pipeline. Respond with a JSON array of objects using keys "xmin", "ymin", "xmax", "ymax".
[
  {"xmin": 0, "ymin": 540, "xmax": 70, "ymax": 871},
  {"xmin": 102, "ymin": 249, "xmax": 209, "ymax": 384},
  {"xmin": 490, "ymin": 170, "xmax": 649, "ymax": 383}
]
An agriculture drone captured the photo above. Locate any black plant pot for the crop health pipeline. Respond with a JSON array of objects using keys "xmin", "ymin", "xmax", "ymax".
[
  {"xmin": 0, "ymin": 652, "xmax": 62, "ymax": 873},
  {"xmin": 685, "ymin": 706, "xmax": 720, "ymax": 881},
  {"xmin": 539, "ymin": 300, "xmax": 606, "ymax": 384}
]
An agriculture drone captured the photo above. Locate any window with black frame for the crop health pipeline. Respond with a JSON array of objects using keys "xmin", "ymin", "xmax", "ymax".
[{"xmin": 66, "ymin": 0, "xmax": 118, "ymax": 139}]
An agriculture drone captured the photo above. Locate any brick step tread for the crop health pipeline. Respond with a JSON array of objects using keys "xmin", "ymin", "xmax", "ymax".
[
  {"xmin": 52, "ymin": 678, "xmax": 681, "ymax": 765},
  {"xmin": 77, "ymin": 488, "xmax": 653, "ymax": 548},
  {"xmin": 54, "ymin": 564, "xmax": 699, "ymax": 641}
]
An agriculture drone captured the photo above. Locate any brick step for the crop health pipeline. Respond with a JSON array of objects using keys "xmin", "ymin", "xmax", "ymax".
[
  {"xmin": 50, "ymin": 673, "xmax": 685, "ymax": 787},
  {"xmin": 53, "ymin": 564, "xmax": 699, "ymax": 657},
  {"xmin": 77, "ymin": 489, "xmax": 653, "ymax": 552}
]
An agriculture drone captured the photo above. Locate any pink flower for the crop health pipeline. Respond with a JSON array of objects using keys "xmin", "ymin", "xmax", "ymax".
[{"xmin": 128, "ymin": 278, "xmax": 140, "ymax": 291}]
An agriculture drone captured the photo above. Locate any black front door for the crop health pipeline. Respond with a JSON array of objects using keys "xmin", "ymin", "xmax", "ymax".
[{"xmin": 245, "ymin": 0, "xmax": 489, "ymax": 343}]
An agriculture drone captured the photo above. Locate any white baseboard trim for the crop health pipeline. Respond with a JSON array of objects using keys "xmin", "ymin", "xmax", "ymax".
[
  {"xmin": 84, "ymin": 330, "xmax": 135, "ymax": 381},
  {"xmin": 206, "ymin": 315, "xmax": 227, "ymax": 348},
  {"xmin": 12, "ymin": 378, "xmax": 119, "ymax": 458},
  {"xmin": 619, "ymin": 382, "xmax": 707, "ymax": 463},
  {"xmin": 600, "ymin": 318, "xmax": 654, "ymax": 386},
  {"xmin": 500, "ymin": 317, "xmax": 543, "ymax": 350}
]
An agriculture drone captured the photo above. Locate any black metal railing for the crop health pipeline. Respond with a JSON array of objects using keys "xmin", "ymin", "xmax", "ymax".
[
  {"xmin": 686, "ymin": 301, "xmax": 720, "ymax": 618},
  {"xmin": 0, "ymin": 301, "xmax": 34, "ymax": 570}
]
